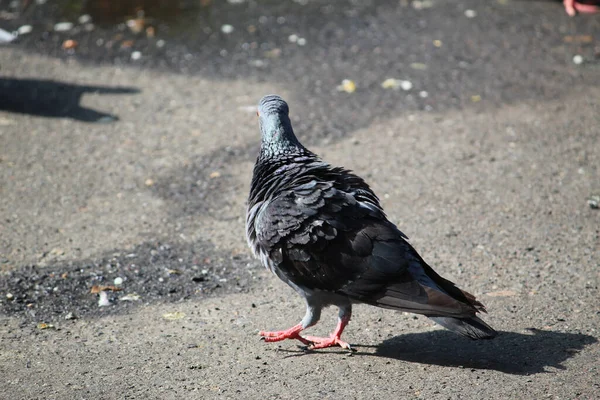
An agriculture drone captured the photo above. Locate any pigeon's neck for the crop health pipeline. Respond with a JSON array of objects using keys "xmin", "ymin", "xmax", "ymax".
[{"xmin": 259, "ymin": 114, "xmax": 305, "ymax": 159}]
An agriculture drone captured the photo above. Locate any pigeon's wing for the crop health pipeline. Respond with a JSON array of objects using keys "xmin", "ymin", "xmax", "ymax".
[{"xmin": 254, "ymin": 179, "xmax": 484, "ymax": 318}]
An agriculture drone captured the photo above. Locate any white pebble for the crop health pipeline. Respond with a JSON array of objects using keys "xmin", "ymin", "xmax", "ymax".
[
  {"xmin": 114, "ymin": 277, "xmax": 124, "ymax": 286},
  {"xmin": 464, "ymin": 9, "xmax": 477, "ymax": 18},
  {"xmin": 400, "ymin": 80, "xmax": 413, "ymax": 91},
  {"xmin": 221, "ymin": 24, "xmax": 234, "ymax": 34},
  {"xmin": 288, "ymin": 34, "xmax": 298, "ymax": 43},
  {"xmin": 419, "ymin": 90, "xmax": 429, "ymax": 98},
  {"xmin": 156, "ymin": 39, "xmax": 165, "ymax": 48},
  {"xmin": 297, "ymin": 37, "xmax": 306, "ymax": 46},
  {"xmin": 54, "ymin": 22, "xmax": 74, "ymax": 32},
  {"xmin": 78, "ymin": 14, "xmax": 91, "ymax": 24},
  {"xmin": 573, "ymin": 55, "xmax": 583, "ymax": 65},
  {"xmin": 6, "ymin": 293, "xmax": 13, "ymax": 300},
  {"xmin": 17, "ymin": 25, "xmax": 33, "ymax": 35},
  {"xmin": 131, "ymin": 51, "xmax": 142, "ymax": 60}
]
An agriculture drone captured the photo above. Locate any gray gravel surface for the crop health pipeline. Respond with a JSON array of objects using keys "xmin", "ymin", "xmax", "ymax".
[{"xmin": 1, "ymin": 1, "xmax": 599, "ymax": 399}]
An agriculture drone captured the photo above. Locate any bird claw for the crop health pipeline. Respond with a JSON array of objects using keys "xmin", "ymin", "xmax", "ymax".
[{"xmin": 303, "ymin": 335, "xmax": 353, "ymax": 350}]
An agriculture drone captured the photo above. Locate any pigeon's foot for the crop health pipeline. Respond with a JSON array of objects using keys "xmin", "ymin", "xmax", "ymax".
[
  {"xmin": 564, "ymin": 0, "xmax": 599, "ymax": 16},
  {"xmin": 303, "ymin": 335, "xmax": 352, "ymax": 350},
  {"xmin": 259, "ymin": 323, "xmax": 311, "ymax": 345}
]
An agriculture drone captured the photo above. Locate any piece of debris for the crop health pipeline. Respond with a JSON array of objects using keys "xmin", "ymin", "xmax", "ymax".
[
  {"xmin": 90, "ymin": 285, "xmax": 122, "ymax": 294},
  {"xmin": 337, "ymin": 79, "xmax": 356, "ymax": 93},
  {"xmin": 6, "ymin": 293, "xmax": 14, "ymax": 300},
  {"xmin": 121, "ymin": 293, "xmax": 141, "ymax": 301},
  {"xmin": 381, "ymin": 78, "xmax": 412, "ymax": 91},
  {"xmin": 17, "ymin": 25, "xmax": 33, "ymax": 35},
  {"xmin": 98, "ymin": 291, "xmax": 110, "ymax": 307},
  {"xmin": 163, "ymin": 311, "xmax": 186, "ymax": 320},
  {"xmin": 37, "ymin": 322, "xmax": 55, "ymax": 330},
  {"xmin": 588, "ymin": 195, "xmax": 599, "ymax": 209},
  {"xmin": 62, "ymin": 39, "xmax": 78, "ymax": 50}
]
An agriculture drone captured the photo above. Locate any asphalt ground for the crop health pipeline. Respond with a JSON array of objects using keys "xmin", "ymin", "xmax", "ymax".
[{"xmin": 0, "ymin": 1, "xmax": 599, "ymax": 399}]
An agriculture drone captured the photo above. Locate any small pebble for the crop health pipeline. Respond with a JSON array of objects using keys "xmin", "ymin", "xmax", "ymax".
[
  {"xmin": 221, "ymin": 24, "xmax": 234, "ymax": 34},
  {"xmin": 433, "ymin": 39, "xmax": 442, "ymax": 47},
  {"xmin": 78, "ymin": 14, "xmax": 91, "ymax": 24},
  {"xmin": 572, "ymin": 55, "xmax": 584, "ymax": 65},
  {"xmin": 54, "ymin": 22, "xmax": 74, "ymax": 32},
  {"xmin": 6, "ymin": 293, "xmax": 14, "ymax": 300},
  {"xmin": 465, "ymin": 9, "xmax": 477, "ymax": 18},
  {"xmin": 419, "ymin": 90, "xmax": 429, "ymax": 98},
  {"xmin": 156, "ymin": 39, "xmax": 166, "ymax": 48},
  {"xmin": 288, "ymin": 34, "xmax": 298, "ymax": 43},
  {"xmin": 114, "ymin": 277, "xmax": 124, "ymax": 286},
  {"xmin": 297, "ymin": 37, "xmax": 306, "ymax": 46},
  {"xmin": 65, "ymin": 312, "xmax": 77, "ymax": 320},
  {"xmin": 131, "ymin": 51, "xmax": 142, "ymax": 60},
  {"xmin": 17, "ymin": 25, "xmax": 32, "ymax": 35}
]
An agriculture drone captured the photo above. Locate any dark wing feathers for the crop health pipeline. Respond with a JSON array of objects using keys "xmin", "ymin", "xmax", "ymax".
[{"xmin": 254, "ymin": 176, "xmax": 481, "ymax": 318}]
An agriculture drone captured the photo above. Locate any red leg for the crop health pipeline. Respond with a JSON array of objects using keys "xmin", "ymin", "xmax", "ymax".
[
  {"xmin": 564, "ymin": 0, "xmax": 599, "ymax": 16},
  {"xmin": 303, "ymin": 313, "xmax": 353, "ymax": 350},
  {"xmin": 259, "ymin": 323, "xmax": 312, "ymax": 346}
]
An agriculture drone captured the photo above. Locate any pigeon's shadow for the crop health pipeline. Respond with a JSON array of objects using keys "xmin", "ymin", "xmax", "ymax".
[
  {"xmin": 370, "ymin": 328, "xmax": 597, "ymax": 375},
  {"xmin": 0, "ymin": 77, "xmax": 139, "ymax": 122}
]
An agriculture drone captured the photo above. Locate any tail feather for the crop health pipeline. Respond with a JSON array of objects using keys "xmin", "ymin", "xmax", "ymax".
[{"xmin": 429, "ymin": 316, "xmax": 497, "ymax": 340}]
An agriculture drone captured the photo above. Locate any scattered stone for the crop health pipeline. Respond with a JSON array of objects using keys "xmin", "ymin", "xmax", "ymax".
[
  {"xmin": 209, "ymin": 171, "xmax": 221, "ymax": 179},
  {"xmin": 573, "ymin": 55, "xmax": 584, "ymax": 65},
  {"xmin": 78, "ymin": 14, "xmax": 91, "ymax": 24},
  {"xmin": 144, "ymin": 178, "xmax": 154, "ymax": 187},
  {"xmin": 588, "ymin": 195, "xmax": 599, "ymax": 209},
  {"xmin": 297, "ymin": 38, "xmax": 306, "ymax": 46},
  {"xmin": 433, "ymin": 39, "xmax": 442, "ymax": 47},
  {"xmin": 471, "ymin": 94, "xmax": 482, "ymax": 102},
  {"xmin": 6, "ymin": 293, "xmax": 14, "ymax": 300},
  {"xmin": 17, "ymin": 25, "xmax": 32, "ymax": 35},
  {"xmin": 54, "ymin": 22, "xmax": 74, "ymax": 32},
  {"xmin": 465, "ymin": 9, "xmax": 477, "ymax": 18},
  {"xmin": 288, "ymin": 34, "xmax": 298, "ymax": 43},
  {"xmin": 64, "ymin": 312, "xmax": 77, "ymax": 320},
  {"xmin": 156, "ymin": 39, "xmax": 166, "ymax": 48},
  {"xmin": 131, "ymin": 51, "xmax": 142, "ymax": 61},
  {"xmin": 113, "ymin": 277, "xmax": 124, "ymax": 286},
  {"xmin": 221, "ymin": 24, "xmax": 234, "ymax": 34}
]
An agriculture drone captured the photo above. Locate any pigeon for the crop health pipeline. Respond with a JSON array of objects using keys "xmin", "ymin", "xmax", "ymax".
[{"xmin": 246, "ymin": 95, "xmax": 497, "ymax": 350}]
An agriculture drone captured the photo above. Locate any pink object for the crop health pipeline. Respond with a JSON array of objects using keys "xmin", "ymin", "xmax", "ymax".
[{"xmin": 564, "ymin": 0, "xmax": 600, "ymax": 16}]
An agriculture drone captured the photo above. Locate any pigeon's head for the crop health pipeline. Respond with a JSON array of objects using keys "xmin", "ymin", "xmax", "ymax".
[{"xmin": 257, "ymin": 95, "xmax": 303, "ymax": 157}]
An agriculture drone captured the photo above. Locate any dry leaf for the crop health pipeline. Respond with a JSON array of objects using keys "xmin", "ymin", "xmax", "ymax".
[{"xmin": 90, "ymin": 285, "xmax": 123, "ymax": 294}]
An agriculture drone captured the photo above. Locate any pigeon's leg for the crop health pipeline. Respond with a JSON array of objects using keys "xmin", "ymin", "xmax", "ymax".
[
  {"xmin": 304, "ymin": 305, "xmax": 353, "ymax": 350},
  {"xmin": 259, "ymin": 299, "xmax": 321, "ymax": 346},
  {"xmin": 564, "ymin": 0, "xmax": 599, "ymax": 16}
]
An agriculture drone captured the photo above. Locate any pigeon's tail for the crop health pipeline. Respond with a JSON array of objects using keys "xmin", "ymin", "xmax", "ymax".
[{"xmin": 429, "ymin": 316, "xmax": 497, "ymax": 340}]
